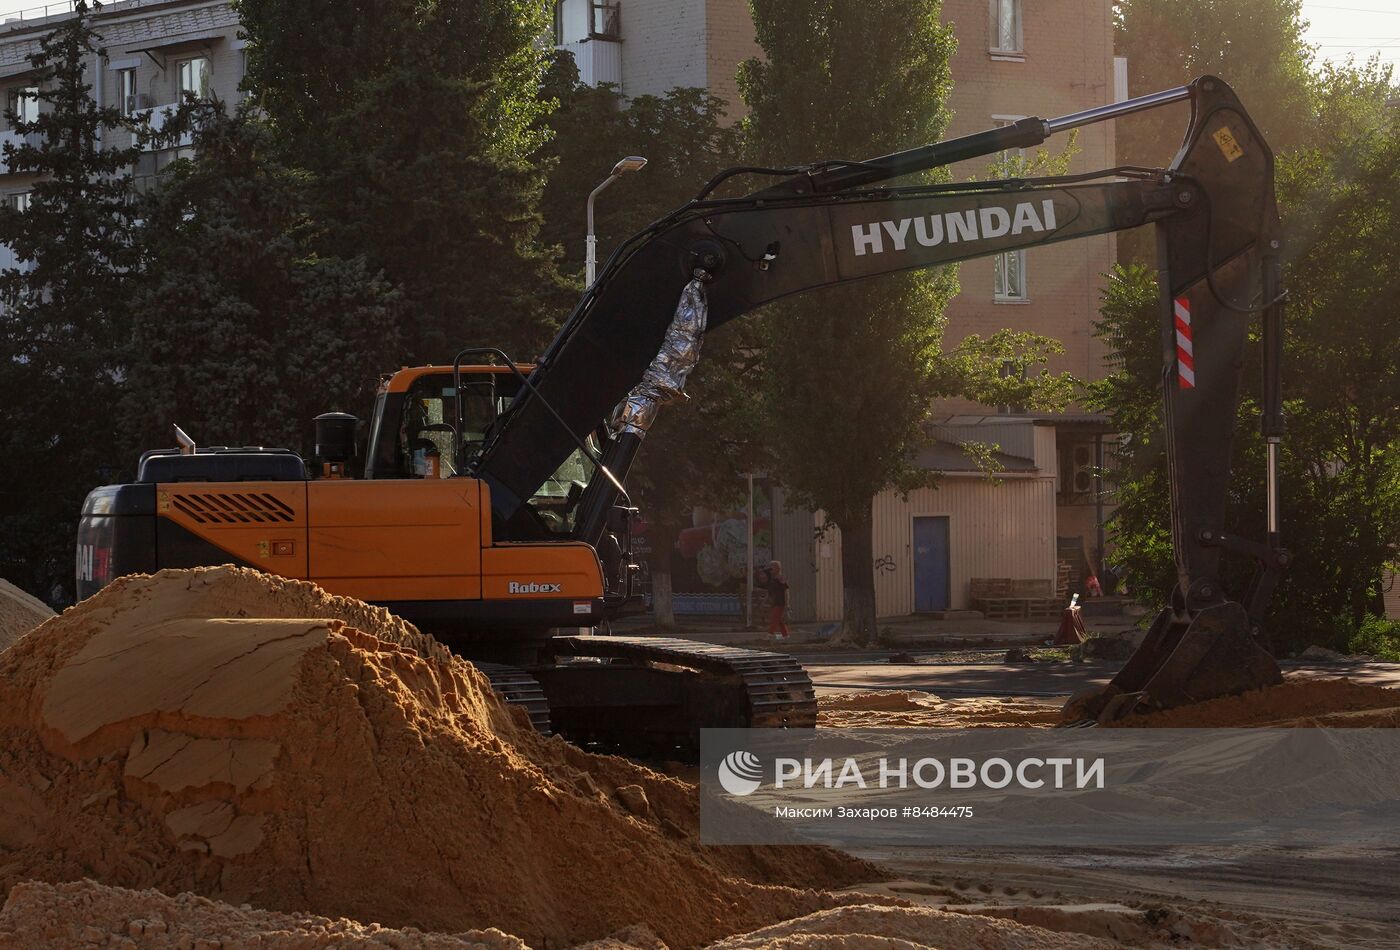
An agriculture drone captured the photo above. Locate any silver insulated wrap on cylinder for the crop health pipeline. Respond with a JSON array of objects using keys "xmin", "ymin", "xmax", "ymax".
[{"xmin": 615, "ymin": 278, "xmax": 708, "ymax": 436}]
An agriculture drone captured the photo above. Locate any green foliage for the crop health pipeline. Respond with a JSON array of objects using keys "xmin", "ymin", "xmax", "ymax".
[
  {"xmin": 1272, "ymin": 63, "xmax": 1400, "ymax": 636},
  {"xmin": 739, "ymin": 0, "xmax": 1074, "ymax": 644},
  {"xmin": 1113, "ymin": 0, "xmax": 1318, "ymax": 264},
  {"xmin": 740, "ymin": 0, "xmax": 960, "ymax": 521},
  {"xmin": 1085, "ymin": 264, "xmax": 1177, "ymax": 607},
  {"xmin": 237, "ymin": 0, "xmax": 565, "ymax": 361},
  {"xmin": 537, "ymin": 55, "xmax": 741, "ymax": 279},
  {"xmin": 1114, "ymin": 0, "xmax": 1316, "ymax": 162},
  {"xmin": 1090, "ymin": 69, "xmax": 1400, "ymax": 651},
  {"xmin": 1348, "ymin": 615, "xmax": 1400, "ymax": 662},
  {"xmin": 122, "ymin": 101, "xmax": 403, "ymax": 455},
  {"xmin": 0, "ymin": 1, "xmax": 143, "ymax": 601}
]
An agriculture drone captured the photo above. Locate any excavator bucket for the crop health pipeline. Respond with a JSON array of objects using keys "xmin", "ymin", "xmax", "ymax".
[{"xmin": 1068, "ymin": 603, "xmax": 1282, "ymax": 723}]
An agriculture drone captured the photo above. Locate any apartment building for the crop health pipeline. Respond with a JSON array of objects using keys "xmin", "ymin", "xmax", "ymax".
[
  {"xmin": 553, "ymin": 0, "xmax": 1126, "ymax": 616},
  {"xmin": 0, "ymin": 0, "xmax": 243, "ymax": 204}
]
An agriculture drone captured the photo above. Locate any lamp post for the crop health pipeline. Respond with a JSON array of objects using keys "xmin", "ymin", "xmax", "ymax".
[{"xmin": 586, "ymin": 155, "xmax": 647, "ymax": 286}]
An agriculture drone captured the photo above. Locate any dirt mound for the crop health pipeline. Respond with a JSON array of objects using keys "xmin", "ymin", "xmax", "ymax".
[
  {"xmin": 1106, "ymin": 678, "xmax": 1400, "ymax": 728},
  {"xmin": 820, "ymin": 690, "xmax": 941, "ymax": 713},
  {"xmin": 0, "ymin": 566, "xmax": 875, "ymax": 948},
  {"xmin": 707, "ymin": 904, "xmax": 1116, "ymax": 949},
  {"xmin": 0, "ymin": 578, "xmax": 54, "ymax": 651},
  {"xmin": 819, "ymin": 691, "xmax": 1060, "ymax": 729},
  {"xmin": 0, "ymin": 879, "xmax": 526, "ymax": 949}
]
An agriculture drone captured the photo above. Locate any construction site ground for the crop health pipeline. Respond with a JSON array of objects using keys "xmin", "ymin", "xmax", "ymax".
[
  {"xmin": 1, "ymin": 568, "xmax": 1398, "ymax": 948},
  {"xmin": 617, "ymin": 610, "xmax": 1400, "ymax": 946}
]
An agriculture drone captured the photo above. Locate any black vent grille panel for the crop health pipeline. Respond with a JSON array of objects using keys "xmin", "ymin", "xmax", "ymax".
[{"xmin": 170, "ymin": 492, "xmax": 296, "ymax": 525}]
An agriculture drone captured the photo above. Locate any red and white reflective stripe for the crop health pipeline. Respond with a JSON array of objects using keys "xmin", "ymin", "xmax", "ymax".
[{"xmin": 1174, "ymin": 296, "xmax": 1195, "ymax": 389}]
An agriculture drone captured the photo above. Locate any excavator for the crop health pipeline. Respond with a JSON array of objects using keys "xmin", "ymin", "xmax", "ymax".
[{"xmin": 77, "ymin": 75, "xmax": 1286, "ymax": 740}]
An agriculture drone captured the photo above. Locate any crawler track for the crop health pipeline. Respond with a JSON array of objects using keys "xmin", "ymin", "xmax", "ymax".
[
  {"xmin": 550, "ymin": 635, "xmax": 818, "ymax": 729},
  {"xmin": 476, "ymin": 662, "xmax": 552, "ymax": 734}
]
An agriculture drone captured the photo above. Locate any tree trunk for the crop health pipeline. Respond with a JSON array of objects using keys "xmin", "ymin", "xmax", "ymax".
[
  {"xmin": 649, "ymin": 521, "xmax": 680, "ymax": 630},
  {"xmin": 839, "ymin": 502, "xmax": 878, "ymax": 647}
]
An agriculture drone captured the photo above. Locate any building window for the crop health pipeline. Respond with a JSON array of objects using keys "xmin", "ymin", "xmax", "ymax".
[
  {"xmin": 997, "ymin": 360, "xmax": 1027, "ymax": 414},
  {"xmin": 8, "ymin": 86, "xmax": 38, "ymax": 127},
  {"xmin": 178, "ymin": 57, "xmax": 211, "ymax": 99},
  {"xmin": 995, "ymin": 249, "xmax": 1027, "ymax": 302},
  {"xmin": 590, "ymin": 0, "xmax": 621, "ymax": 40},
  {"xmin": 118, "ymin": 68, "xmax": 138, "ymax": 116},
  {"xmin": 8, "ymin": 192, "xmax": 31, "ymax": 212},
  {"xmin": 990, "ymin": 0, "xmax": 1022, "ymax": 54}
]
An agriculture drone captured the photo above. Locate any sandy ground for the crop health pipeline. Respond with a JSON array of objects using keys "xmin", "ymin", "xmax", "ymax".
[
  {"xmin": 805, "ymin": 687, "xmax": 1400, "ymax": 948},
  {"xmin": 817, "ymin": 689, "xmax": 1062, "ymax": 728},
  {"xmin": 2, "ymin": 570, "xmax": 1397, "ymax": 948}
]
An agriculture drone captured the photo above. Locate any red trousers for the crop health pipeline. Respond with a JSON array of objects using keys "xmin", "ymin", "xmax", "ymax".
[{"xmin": 768, "ymin": 605, "xmax": 789, "ymax": 636}]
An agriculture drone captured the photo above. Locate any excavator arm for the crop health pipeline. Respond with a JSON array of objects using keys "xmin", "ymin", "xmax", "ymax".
[{"xmin": 477, "ymin": 76, "xmax": 1286, "ymax": 719}]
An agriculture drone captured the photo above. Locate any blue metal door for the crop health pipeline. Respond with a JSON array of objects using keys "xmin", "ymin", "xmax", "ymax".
[{"xmin": 913, "ymin": 516, "xmax": 950, "ymax": 612}]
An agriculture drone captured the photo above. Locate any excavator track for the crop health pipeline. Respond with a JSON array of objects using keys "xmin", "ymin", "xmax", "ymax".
[
  {"xmin": 476, "ymin": 638, "xmax": 816, "ymax": 754},
  {"xmin": 548, "ymin": 635, "xmax": 818, "ymax": 730},
  {"xmin": 476, "ymin": 662, "xmax": 552, "ymax": 735}
]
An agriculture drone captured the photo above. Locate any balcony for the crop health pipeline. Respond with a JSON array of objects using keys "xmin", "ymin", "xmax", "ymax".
[
  {"xmin": 553, "ymin": 0, "xmax": 622, "ymax": 88},
  {"xmin": 131, "ymin": 104, "xmax": 192, "ymax": 152},
  {"xmin": 559, "ymin": 38, "xmax": 622, "ymax": 88},
  {"xmin": 0, "ymin": 127, "xmax": 44, "ymax": 173}
]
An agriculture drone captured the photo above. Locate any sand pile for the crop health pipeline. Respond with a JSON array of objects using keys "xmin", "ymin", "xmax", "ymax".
[
  {"xmin": 0, "ymin": 578, "xmax": 54, "ymax": 651},
  {"xmin": 1106, "ymin": 678, "xmax": 1400, "ymax": 728},
  {"xmin": 9, "ymin": 881, "xmax": 1282, "ymax": 950},
  {"xmin": 0, "ymin": 880, "xmax": 526, "ymax": 949},
  {"xmin": 819, "ymin": 691, "xmax": 1060, "ymax": 729},
  {"xmin": 0, "ymin": 566, "xmax": 877, "ymax": 948},
  {"xmin": 706, "ymin": 905, "xmax": 1116, "ymax": 949}
]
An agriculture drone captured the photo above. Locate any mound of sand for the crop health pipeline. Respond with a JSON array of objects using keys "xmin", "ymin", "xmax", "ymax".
[
  {"xmin": 820, "ymin": 690, "xmax": 941, "ymax": 713},
  {"xmin": 0, "ymin": 566, "xmax": 877, "ymax": 948},
  {"xmin": 707, "ymin": 904, "xmax": 1116, "ymax": 949},
  {"xmin": 15, "ymin": 880, "xmax": 1274, "ymax": 950},
  {"xmin": 819, "ymin": 691, "xmax": 1060, "ymax": 729},
  {"xmin": 0, "ymin": 578, "xmax": 54, "ymax": 651},
  {"xmin": 1105, "ymin": 678, "xmax": 1400, "ymax": 728},
  {"xmin": 0, "ymin": 879, "xmax": 526, "ymax": 949}
]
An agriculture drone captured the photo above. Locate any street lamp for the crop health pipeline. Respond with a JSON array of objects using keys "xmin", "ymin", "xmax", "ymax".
[{"xmin": 586, "ymin": 155, "xmax": 647, "ymax": 286}]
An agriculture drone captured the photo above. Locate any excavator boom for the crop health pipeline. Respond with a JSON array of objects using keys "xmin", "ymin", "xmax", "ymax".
[{"xmin": 478, "ymin": 75, "xmax": 1285, "ymax": 719}]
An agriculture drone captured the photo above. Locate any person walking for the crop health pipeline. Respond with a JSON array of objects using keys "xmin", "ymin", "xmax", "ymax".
[{"xmin": 761, "ymin": 559, "xmax": 789, "ymax": 640}]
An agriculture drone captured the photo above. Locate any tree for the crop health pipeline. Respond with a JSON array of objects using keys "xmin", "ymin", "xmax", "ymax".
[
  {"xmin": 121, "ymin": 101, "xmax": 402, "ymax": 456},
  {"xmin": 740, "ymin": 0, "xmax": 1075, "ymax": 644},
  {"xmin": 1084, "ymin": 263, "xmax": 1176, "ymax": 608},
  {"xmin": 0, "ymin": 1, "xmax": 143, "ymax": 602},
  {"xmin": 537, "ymin": 55, "xmax": 751, "ymax": 627},
  {"xmin": 1114, "ymin": 0, "xmax": 1317, "ymax": 263},
  {"xmin": 537, "ymin": 54, "xmax": 742, "ymax": 279},
  {"xmin": 237, "ymin": 0, "xmax": 567, "ymax": 362},
  {"xmin": 1272, "ymin": 62, "xmax": 1400, "ymax": 638},
  {"xmin": 1115, "ymin": 0, "xmax": 1315, "ymax": 163},
  {"xmin": 1088, "ymin": 63, "xmax": 1400, "ymax": 653}
]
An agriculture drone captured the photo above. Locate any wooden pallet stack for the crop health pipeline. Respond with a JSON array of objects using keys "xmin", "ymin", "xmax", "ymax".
[{"xmin": 969, "ymin": 577, "xmax": 1062, "ymax": 621}]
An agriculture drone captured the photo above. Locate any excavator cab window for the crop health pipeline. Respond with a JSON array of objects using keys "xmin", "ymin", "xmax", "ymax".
[
  {"xmin": 400, "ymin": 385, "xmax": 461, "ymax": 479},
  {"xmin": 367, "ymin": 373, "xmax": 600, "ymax": 532},
  {"xmin": 527, "ymin": 444, "xmax": 597, "ymax": 534}
]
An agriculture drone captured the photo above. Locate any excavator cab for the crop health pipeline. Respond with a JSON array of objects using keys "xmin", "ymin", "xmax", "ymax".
[{"xmin": 362, "ymin": 366, "xmax": 602, "ymax": 538}]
